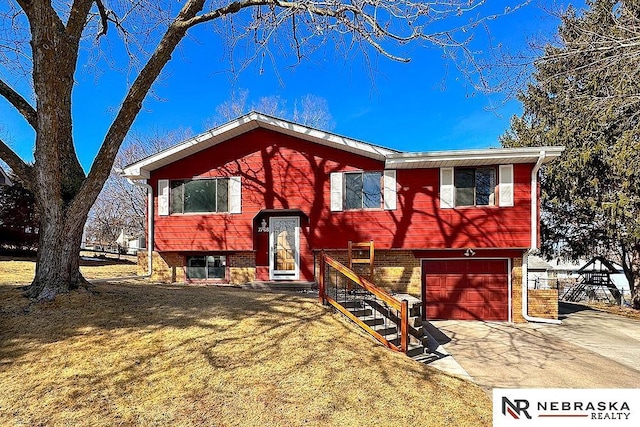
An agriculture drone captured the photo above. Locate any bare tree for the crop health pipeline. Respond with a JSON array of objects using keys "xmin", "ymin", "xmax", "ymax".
[
  {"xmin": 0, "ymin": 1, "xmax": 524, "ymax": 301},
  {"xmin": 211, "ymin": 89, "xmax": 334, "ymax": 129},
  {"xmin": 293, "ymin": 95, "xmax": 335, "ymax": 129},
  {"xmin": 87, "ymin": 128, "xmax": 190, "ymax": 251}
]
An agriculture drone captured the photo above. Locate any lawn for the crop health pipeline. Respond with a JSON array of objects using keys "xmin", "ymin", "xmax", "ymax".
[{"xmin": 0, "ymin": 259, "xmax": 491, "ymax": 426}]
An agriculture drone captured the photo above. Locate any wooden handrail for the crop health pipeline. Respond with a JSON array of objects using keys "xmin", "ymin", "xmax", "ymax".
[
  {"xmin": 323, "ymin": 253, "xmax": 402, "ymax": 311},
  {"xmin": 348, "ymin": 240, "xmax": 374, "ymax": 279},
  {"xmin": 324, "ymin": 295, "xmax": 402, "ymax": 353},
  {"xmin": 320, "ymin": 251, "xmax": 409, "ymax": 354}
]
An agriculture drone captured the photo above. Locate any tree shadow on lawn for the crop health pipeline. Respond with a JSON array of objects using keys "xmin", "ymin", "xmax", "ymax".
[{"xmin": 0, "ymin": 281, "xmax": 453, "ymax": 392}]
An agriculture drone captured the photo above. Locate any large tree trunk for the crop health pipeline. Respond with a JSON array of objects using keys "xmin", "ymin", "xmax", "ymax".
[
  {"xmin": 24, "ymin": 211, "xmax": 89, "ymax": 300},
  {"xmin": 20, "ymin": 4, "xmax": 91, "ymax": 301},
  {"xmin": 10, "ymin": 1, "xmax": 235, "ymax": 302}
]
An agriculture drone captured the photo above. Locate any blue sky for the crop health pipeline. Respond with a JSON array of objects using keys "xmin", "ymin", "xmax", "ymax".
[{"xmin": 0, "ymin": 1, "xmax": 580, "ymax": 172}]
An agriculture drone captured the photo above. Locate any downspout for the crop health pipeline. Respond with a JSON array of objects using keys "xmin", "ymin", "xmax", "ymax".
[
  {"xmin": 523, "ymin": 150, "xmax": 561, "ymax": 324},
  {"xmin": 127, "ymin": 178, "xmax": 154, "ymax": 277}
]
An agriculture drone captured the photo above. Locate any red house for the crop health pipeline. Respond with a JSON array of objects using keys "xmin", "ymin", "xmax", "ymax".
[{"xmin": 122, "ymin": 112, "xmax": 563, "ymax": 322}]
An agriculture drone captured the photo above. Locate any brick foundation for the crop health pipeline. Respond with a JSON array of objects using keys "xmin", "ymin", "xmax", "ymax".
[
  {"xmin": 511, "ymin": 257, "xmax": 558, "ymax": 322},
  {"xmin": 139, "ymin": 251, "xmax": 256, "ymax": 284},
  {"xmin": 228, "ymin": 252, "xmax": 256, "ymax": 285},
  {"xmin": 138, "ymin": 251, "xmax": 185, "ymax": 282},
  {"xmin": 512, "ymin": 257, "xmax": 525, "ymax": 322},
  {"xmin": 528, "ymin": 289, "xmax": 559, "ymax": 319}
]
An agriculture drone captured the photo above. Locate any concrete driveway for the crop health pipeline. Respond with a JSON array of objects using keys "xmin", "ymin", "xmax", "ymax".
[{"xmin": 426, "ymin": 303, "xmax": 640, "ymax": 390}]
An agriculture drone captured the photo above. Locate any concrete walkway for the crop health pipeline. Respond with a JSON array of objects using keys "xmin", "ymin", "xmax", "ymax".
[{"xmin": 427, "ymin": 303, "xmax": 640, "ymax": 391}]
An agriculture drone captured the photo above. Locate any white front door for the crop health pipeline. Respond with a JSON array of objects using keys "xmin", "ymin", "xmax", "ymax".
[{"xmin": 269, "ymin": 217, "xmax": 300, "ymax": 280}]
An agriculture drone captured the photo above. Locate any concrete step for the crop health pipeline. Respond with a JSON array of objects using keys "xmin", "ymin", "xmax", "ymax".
[
  {"xmin": 388, "ymin": 338, "xmax": 425, "ymax": 357},
  {"xmin": 393, "ymin": 293, "xmax": 422, "ymax": 317},
  {"xmin": 358, "ymin": 315, "xmax": 386, "ymax": 327},
  {"xmin": 370, "ymin": 322, "xmax": 399, "ymax": 337},
  {"xmin": 347, "ymin": 307, "xmax": 373, "ymax": 318}
]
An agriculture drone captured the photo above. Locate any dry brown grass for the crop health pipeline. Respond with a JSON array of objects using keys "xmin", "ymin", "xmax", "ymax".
[
  {"xmin": 576, "ymin": 301, "xmax": 640, "ymax": 321},
  {"xmin": 0, "ymin": 256, "xmax": 138, "ymax": 285},
  {"xmin": 0, "ymin": 261, "xmax": 491, "ymax": 426}
]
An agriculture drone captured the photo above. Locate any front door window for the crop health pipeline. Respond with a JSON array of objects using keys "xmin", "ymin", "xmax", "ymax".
[{"xmin": 269, "ymin": 217, "xmax": 300, "ymax": 280}]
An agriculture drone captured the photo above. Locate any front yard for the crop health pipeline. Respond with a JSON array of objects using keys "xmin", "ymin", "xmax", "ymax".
[{"xmin": 0, "ymin": 259, "xmax": 491, "ymax": 426}]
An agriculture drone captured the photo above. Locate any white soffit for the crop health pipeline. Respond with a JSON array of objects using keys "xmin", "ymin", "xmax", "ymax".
[
  {"xmin": 121, "ymin": 112, "xmax": 396, "ymax": 179},
  {"xmin": 385, "ymin": 146, "xmax": 565, "ymax": 169}
]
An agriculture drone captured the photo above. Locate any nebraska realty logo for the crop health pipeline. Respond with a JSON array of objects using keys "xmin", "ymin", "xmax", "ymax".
[{"xmin": 493, "ymin": 389, "xmax": 639, "ymax": 426}]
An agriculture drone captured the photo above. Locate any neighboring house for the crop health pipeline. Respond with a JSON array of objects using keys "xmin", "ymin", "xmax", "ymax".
[
  {"xmin": 122, "ymin": 112, "xmax": 564, "ymax": 322},
  {"xmin": 527, "ymin": 255, "xmax": 554, "ymax": 289},
  {"xmin": 0, "ymin": 166, "xmax": 12, "ymax": 187},
  {"xmin": 116, "ymin": 230, "xmax": 146, "ymax": 255}
]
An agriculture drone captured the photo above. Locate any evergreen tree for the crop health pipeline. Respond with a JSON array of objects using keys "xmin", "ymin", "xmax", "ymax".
[
  {"xmin": 502, "ymin": 0, "xmax": 640, "ymax": 308},
  {"xmin": 0, "ymin": 178, "xmax": 39, "ymax": 252}
]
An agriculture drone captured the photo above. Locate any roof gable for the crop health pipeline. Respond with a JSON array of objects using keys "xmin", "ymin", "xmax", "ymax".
[{"xmin": 121, "ymin": 112, "xmax": 397, "ymax": 179}]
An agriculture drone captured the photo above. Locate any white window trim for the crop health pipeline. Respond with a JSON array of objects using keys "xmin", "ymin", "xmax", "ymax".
[
  {"xmin": 331, "ymin": 170, "xmax": 392, "ymax": 211},
  {"xmin": 229, "ymin": 176, "xmax": 242, "ymax": 214},
  {"xmin": 442, "ymin": 166, "xmax": 514, "ymax": 209},
  {"xmin": 330, "ymin": 172, "xmax": 343, "ymax": 212},
  {"xmin": 161, "ymin": 176, "xmax": 242, "ymax": 215}
]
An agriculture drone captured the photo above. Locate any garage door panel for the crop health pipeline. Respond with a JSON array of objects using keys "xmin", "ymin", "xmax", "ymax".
[
  {"xmin": 484, "ymin": 304, "xmax": 508, "ymax": 321},
  {"xmin": 464, "ymin": 289, "xmax": 486, "ymax": 303},
  {"xmin": 444, "ymin": 275, "xmax": 465, "ymax": 290},
  {"xmin": 486, "ymin": 289, "xmax": 506, "ymax": 302},
  {"xmin": 423, "ymin": 259, "xmax": 509, "ymax": 321},
  {"xmin": 447, "ymin": 290, "xmax": 464, "ymax": 302}
]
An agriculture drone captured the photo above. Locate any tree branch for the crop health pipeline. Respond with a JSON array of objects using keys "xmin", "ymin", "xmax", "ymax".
[
  {"xmin": 94, "ymin": 0, "xmax": 110, "ymax": 38},
  {"xmin": 0, "ymin": 137, "xmax": 32, "ymax": 187},
  {"xmin": 66, "ymin": 0, "xmax": 95, "ymax": 41},
  {"xmin": 0, "ymin": 78, "xmax": 37, "ymax": 129},
  {"xmin": 13, "ymin": 0, "xmax": 32, "ymax": 15},
  {"xmin": 71, "ymin": 0, "xmax": 211, "ymax": 217}
]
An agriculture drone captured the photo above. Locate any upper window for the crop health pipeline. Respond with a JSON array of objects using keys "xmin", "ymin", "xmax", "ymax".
[
  {"xmin": 345, "ymin": 172, "xmax": 382, "ymax": 209},
  {"xmin": 454, "ymin": 168, "xmax": 496, "ymax": 207},
  {"xmin": 170, "ymin": 178, "xmax": 229, "ymax": 214}
]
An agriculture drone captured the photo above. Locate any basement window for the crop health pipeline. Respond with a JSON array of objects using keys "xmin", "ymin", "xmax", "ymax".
[{"xmin": 186, "ymin": 255, "xmax": 226, "ymax": 280}]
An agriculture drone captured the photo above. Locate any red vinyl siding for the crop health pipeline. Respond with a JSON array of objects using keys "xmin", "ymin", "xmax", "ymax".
[
  {"xmin": 423, "ymin": 259, "xmax": 509, "ymax": 321},
  {"xmin": 150, "ymin": 128, "xmax": 535, "ymax": 281}
]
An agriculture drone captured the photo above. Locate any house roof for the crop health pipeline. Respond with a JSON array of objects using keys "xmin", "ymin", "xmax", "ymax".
[
  {"xmin": 0, "ymin": 166, "xmax": 12, "ymax": 186},
  {"xmin": 385, "ymin": 146, "xmax": 565, "ymax": 169},
  {"xmin": 121, "ymin": 112, "xmax": 398, "ymax": 179},
  {"xmin": 121, "ymin": 112, "xmax": 564, "ymax": 179},
  {"xmin": 528, "ymin": 255, "xmax": 553, "ymax": 271}
]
